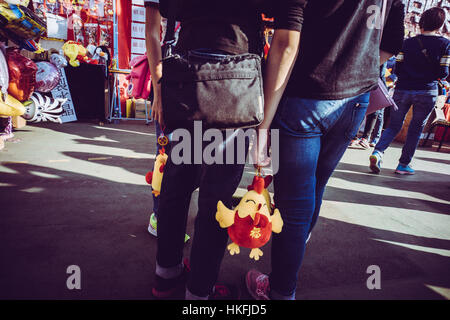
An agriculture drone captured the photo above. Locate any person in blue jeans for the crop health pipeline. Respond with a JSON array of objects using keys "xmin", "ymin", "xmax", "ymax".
[
  {"xmin": 246, "ymin": 0, "xmax": 405, "ymax": 300},
  {"xmin": 370, "ymin": 7, "xmax": 450, "ymax": 175}
]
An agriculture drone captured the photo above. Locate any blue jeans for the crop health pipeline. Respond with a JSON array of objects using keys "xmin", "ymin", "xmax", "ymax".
[
  {"xmin": 374, "ymin": 89, "xmax": 437, "ymax": 166},
  {"xmin": 269, "ymin": 92, "xmax": 370, "ymax": 299},
  {"xmin": 362, "ymin": 108, "xmax": 384, "ymax": 144}
]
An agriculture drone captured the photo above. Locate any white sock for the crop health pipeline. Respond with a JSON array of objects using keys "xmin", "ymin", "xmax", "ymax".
[{"xmin": 155, "ymin": 262, "xmax": 183, "ymax": 280}]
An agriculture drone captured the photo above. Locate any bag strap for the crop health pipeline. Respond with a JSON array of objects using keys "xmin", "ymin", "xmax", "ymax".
[
  {"xmin": 416, "ymin": 36, "xmax": 442, "ymax": 84},
  {"xmin": 379, "ymin": 0, "xmax": 387, "ymax": 44},
  {"xmin": 416, "ymin": 36, "xmax": 440, "ymax": 72},
  {"xmin": 163, "ymin": 0, "xmax": 179, "ymax": 48}
]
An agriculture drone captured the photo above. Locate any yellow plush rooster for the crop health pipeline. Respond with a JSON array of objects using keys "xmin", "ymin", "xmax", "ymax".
[
  {"xmin": 216, "ymin": 175, "xmax": 283, "ymax": 261},
  {"xmin": 145, "ymin": 148, "xmax": 168, "ymax": 197}
]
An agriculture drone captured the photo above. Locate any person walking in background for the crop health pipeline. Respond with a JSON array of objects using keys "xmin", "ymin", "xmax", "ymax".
[
  {"xmin": 370, "ymin": 7, "xmax": 450, "ymax": 175},
  {"xmin": 247, "ymin": 0, "xmax": 405, "ymax": 300},
  {"xmin": 359, "ymin": 63, "xmax": 388, "ymax": 149}
]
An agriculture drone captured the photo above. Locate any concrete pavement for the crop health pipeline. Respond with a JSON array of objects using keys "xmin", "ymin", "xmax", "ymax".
[{"xmin": 0, "ymin": 121, "xmax": 449, "ymax": 300}]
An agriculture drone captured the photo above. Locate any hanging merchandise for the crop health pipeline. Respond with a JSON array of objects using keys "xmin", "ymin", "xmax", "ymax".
[
  {"xmin": 83, "ymin": 22, "xmax": 98, "ymax": 47},
  {"xmin": 127, "ymin": 54, "xmax": 151, "ymax": 100},
  {"xmin": 72, "ymin": 13, "xmax": 85, "ymax": 44},
  {"xmin": 98, "ymin": 22, "xmax": 111, "ymax": 47},
  {"xmin": 35, "ymin": 61, "xmax": 61, "ymax": 92},
  {"xmin": 45, "ymin": 12, "xmax": 68, "ymax": 39},
  {"xmin": 22, "ymin": 91, "xmax": 65, "ymax": 123},
  {"xmin": 6, "ymin": 47, "xmax": 38, "ymax": 102},
  {"xmin": 0, "ymin": 1, "xmax": 46, "ymax": 51},
  {"xmin": 216, "ymin": 174, "xmax": 283, "ymax": 261}
]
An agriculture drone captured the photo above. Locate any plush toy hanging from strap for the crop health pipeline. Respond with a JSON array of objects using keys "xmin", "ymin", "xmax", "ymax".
[
  {"xmin": 216, "ymin": 168, "xmax": 283, "ymax": 261},
  {"xmin": 145, "ymin": 133, "xmax": 169, "ymax": 197}
]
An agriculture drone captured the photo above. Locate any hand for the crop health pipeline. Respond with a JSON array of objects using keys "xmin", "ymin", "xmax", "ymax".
[
  {"xmin": 151, "ymin": 93, "xmax": 164, "ymax": 126},
  {"xmin": 250, "ymin": 126, "xmax": 271, "ymax": 168}
]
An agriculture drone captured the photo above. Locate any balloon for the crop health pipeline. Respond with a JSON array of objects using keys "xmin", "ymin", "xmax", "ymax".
[
  {"xmin": 35, "ymin": 62, "xmax": 61, "ymax": 93},
  {"xmin": 50, "ymin": 53, "xmax": 67, "ymax": 69},
  {"xmin": 6, "ymin": 47, "xmax": 37, "ymax": 102},
  {"xmin": 0, "ymin": 49, "xmax": 8, "ymax": 97}
]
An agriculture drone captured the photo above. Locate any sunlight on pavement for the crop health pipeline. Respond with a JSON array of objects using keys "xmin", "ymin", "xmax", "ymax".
[
  {"xmin": 373, "ymin": 239, "xmax": 450, "ymax": 257},
  {"xmin": 29, "ymin": 171, "xmax": 61, "ymax": 179},
  {"xmin": 425, "ymin": 285, "xmax": 450, "ymax": 300},
  {"xmin": 328, "ymin": 177, "xmax": 450, "ymax": 205},
  {"xmin": 93, "ymin": 125, "xmax": 156, "ymax": 137},
  {"xmin": 320, "ymin": 201, "xmax": 450, "ymax": 240}
]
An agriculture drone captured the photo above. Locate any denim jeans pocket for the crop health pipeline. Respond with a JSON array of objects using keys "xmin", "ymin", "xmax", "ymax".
[
  {"xmin": 345, "ymin": 101, "xmax": 369, "ymax": 140},
  {"xmin": 278, "ymin": 97, "xmax": 328, "ymax": 136}
]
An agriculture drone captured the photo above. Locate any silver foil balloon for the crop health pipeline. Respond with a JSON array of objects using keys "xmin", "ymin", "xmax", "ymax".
[
  {"xmin": 35, "ymin": 62, "xmax": 61, "ymax": 93},
  {"xmin": 0, "ymin": 49, "xmax": 9, "ymax": 98},
  {"xmin": 50, "ymin": 53, "xmax": 67, "ymax": 69}
]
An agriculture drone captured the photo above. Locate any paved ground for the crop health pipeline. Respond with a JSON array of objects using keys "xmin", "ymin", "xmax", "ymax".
[{"xmin": 0, "ymin": 121, "xmax": 449, "ymax": 300}]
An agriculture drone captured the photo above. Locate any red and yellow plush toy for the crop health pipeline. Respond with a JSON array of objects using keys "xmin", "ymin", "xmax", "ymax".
[
  {"xmin": 216, "ymin": 174, "xmax": 283, "ymax": 261},
  {"xmin": 145, "ymin": 148, "xmax": 168, "ymax": 197}
]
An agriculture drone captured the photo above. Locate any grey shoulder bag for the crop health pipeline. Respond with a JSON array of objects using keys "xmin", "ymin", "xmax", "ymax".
[{"xmin": 160, "ymin": 0, "xmax": 264, "ymax": 133}]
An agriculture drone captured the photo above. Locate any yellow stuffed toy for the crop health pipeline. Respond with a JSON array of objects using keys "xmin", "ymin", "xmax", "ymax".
[
  {"xmin": 0, "ymin": 91, "xmax": 25, "ymax": 117},
  {"xmin": 62, "ymin": 41, "xmax": 87, "ymax": 67},
  {"xmin": 216, "ymin": 175, "xmax": 283, "ymax": 261},
  {"xmin": 145, "ymin": 148, "xmax": 168, "ymax": 197}
]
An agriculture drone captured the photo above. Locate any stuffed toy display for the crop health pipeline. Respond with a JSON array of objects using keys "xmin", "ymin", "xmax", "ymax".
[
  {"xmin": 62, "ymin": 41, "xmax": 87, "ymax": 67},
  {"xmin": 216, "ymin": 174, "xmax": 283, "ymax": 261}
]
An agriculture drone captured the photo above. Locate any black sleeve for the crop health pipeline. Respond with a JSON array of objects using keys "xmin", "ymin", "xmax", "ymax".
[
  {"xmin": 144, "ymin": 0, "xmax": 160, "ymax": 8},
  {"xmin": 380, "ymin": 0, "xmax": 405, "ymax": 56},
  {"xmin": 267, "ymin": 0, "xmax": 307, "ymax": 31}
]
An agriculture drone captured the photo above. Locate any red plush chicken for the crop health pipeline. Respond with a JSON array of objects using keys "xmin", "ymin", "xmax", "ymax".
[{"xmin": 216, "ymin": 175, "xmax": 283, "ymax": 261}]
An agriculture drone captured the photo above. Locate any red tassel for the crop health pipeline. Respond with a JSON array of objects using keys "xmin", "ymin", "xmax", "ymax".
[{"xmin": 145, "ymin": 171, "xmax": 153, "ymax": 184}]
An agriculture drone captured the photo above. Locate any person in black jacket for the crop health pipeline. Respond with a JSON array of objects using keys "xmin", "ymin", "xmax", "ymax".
[
  {"xmin": 370, "ymin": 7, "xmax": 450, "ymax": 175},
  {"xmin": 247, "ymin": 0, "xmax": 405, "ymax": 300}
]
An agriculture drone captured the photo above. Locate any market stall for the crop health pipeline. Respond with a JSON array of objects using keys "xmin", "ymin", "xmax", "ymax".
[{"xmin": 0, "ymin": 0, "xmax": 152, "ymax": 148}]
